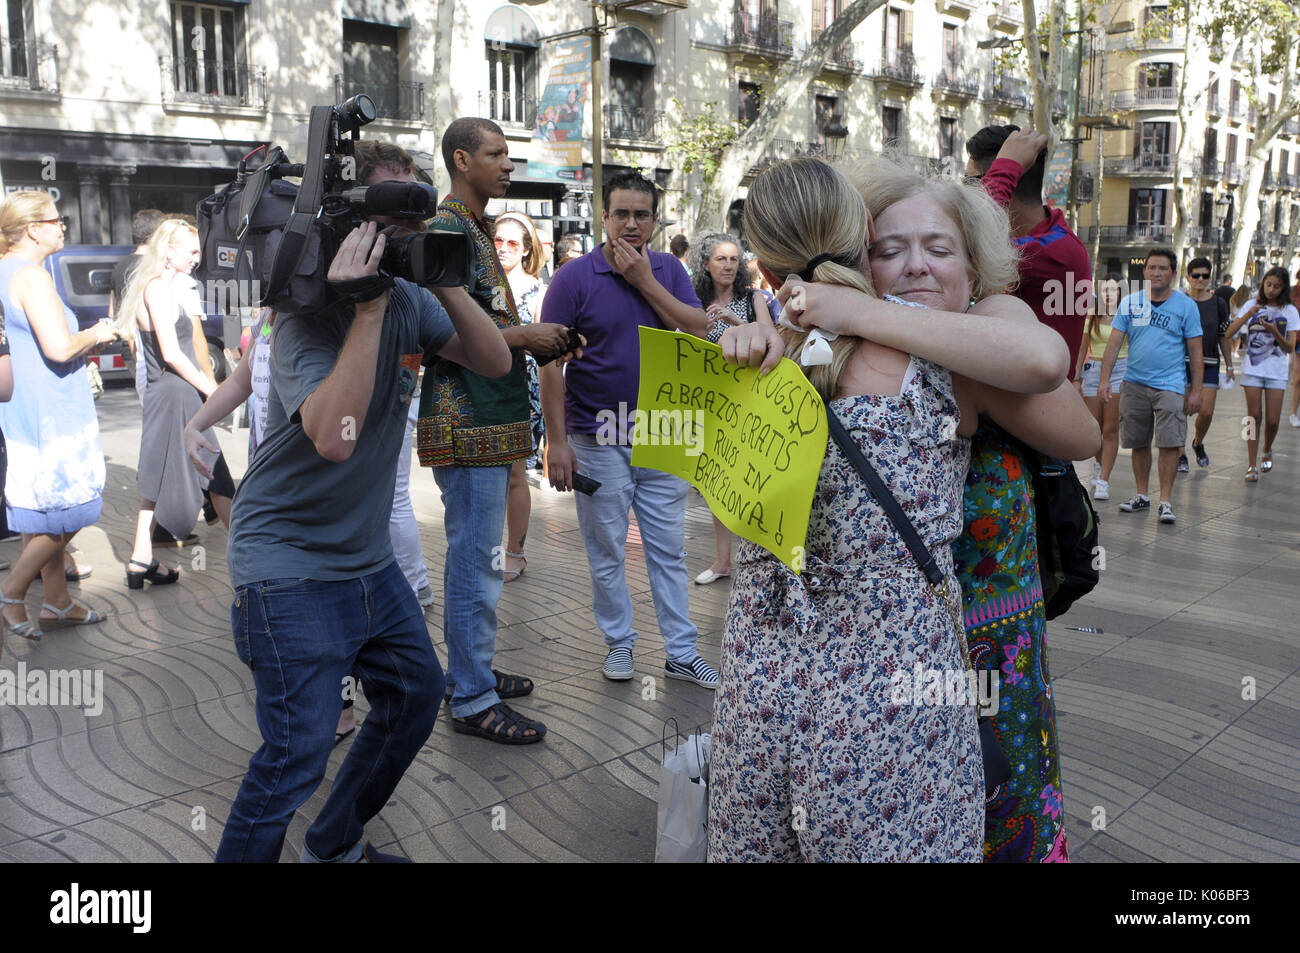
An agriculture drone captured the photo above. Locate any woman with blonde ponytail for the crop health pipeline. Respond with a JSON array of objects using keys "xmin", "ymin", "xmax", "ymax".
[
  {"xmin": 707, "ymin": 158, "xmax": 1099, "ymax": 862},
  {"xmin": 119, "ymin": 219, "xmax": 233, "ymax": 591},
  {"xmin": 0, "ymin": 191, "xmax": 120, "ymax": 648}
]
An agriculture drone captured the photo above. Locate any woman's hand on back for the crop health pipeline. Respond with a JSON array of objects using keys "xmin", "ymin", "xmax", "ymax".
[{"xmin": 775, "ymin": 279, "xmax": 869, "ymax": 338}]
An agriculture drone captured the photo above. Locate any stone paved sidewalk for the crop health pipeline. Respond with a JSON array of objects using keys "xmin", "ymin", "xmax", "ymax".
[{"xmin": 1, "ymin": 382, "xmax": 1297, "ymax": 862}]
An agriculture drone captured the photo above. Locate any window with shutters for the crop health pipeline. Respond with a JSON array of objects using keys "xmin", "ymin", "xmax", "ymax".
[
  {"xmin": 942, "ymin": 24, "xmax": 959, "ymax": 78},
  {"xmin": 939, "ymin": 117, "xmax": 957, "ymax": 158},
  {"xmin": 738, "ymin": 81, "xmax": 762, "ymax": 127},
  {"xmin": 1129, "ymin": 188, "xmax": 1167, "ymax": 234},
  {"xmin": 1135, "ymin": 121, "xmax": 1171, "ymax": 168},
  {"xmin": 882, "ymin": 105, "xmax": 902, "ymax": 149},
  {"xmin": 170, "ymin": 1, "xmax": 249, "ymax": 100}
]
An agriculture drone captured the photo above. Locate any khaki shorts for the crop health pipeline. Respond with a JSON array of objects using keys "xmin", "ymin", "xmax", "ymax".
[{"xmin": 1120, "ymin": 380, "xmax": 1186, "ymax": 449}]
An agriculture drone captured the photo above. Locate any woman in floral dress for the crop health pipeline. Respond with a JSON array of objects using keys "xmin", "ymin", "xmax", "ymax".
[
  {"xmin": 708, "ymin": 159, "xmax": 1099, "ymax": 861},
  {"xmin": 954, "ymin": 430, "xmax": 1070, "ymax": 861}
]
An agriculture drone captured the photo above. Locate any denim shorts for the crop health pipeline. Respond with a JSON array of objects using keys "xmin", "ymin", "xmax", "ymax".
[{"xmin": 1080, "ymin": 357, "xmax": 1126, "ymax": 398}]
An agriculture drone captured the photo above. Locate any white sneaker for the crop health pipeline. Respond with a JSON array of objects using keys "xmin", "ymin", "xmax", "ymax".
[
  {"xmin": 1093, "ymin": 479, "xmax": 1110, "ymax": 501},
  {"xmin": 1158, "ymin": 501, "xmax": 1176, "ymax": 524},
  {"xmin": 1290, "ymin": 413, "xmax": 1300, "ymax": 428}
]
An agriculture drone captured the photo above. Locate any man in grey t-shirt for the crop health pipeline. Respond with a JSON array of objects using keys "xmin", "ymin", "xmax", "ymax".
[{"xmin": 216, "ymin": 217, "xmax": 511, "ymax": 863}]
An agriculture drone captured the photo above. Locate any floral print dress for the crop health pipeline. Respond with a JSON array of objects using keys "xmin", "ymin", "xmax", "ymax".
[
  {"xmin": 953, "ymin": 423, "xmax": 1069, "ymax": 863},
  {"xmin": 708, "ymin": 357, "xmax": 983, "ymax": 862}
]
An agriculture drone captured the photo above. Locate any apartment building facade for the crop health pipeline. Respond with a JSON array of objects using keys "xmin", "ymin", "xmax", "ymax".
[
  {"xmin": 1077, "ymin": 1, "xmax": 1300, "ymax": 282},
  {"xmin": 5, "ymin": 0, "xmax": 1288, "ymax": 274}
]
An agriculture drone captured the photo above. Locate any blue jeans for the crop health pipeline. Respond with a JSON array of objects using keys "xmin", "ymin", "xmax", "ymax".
[
  {"xmin": 568, "ymin": 434, "xmax": 699, "ymax": 662},
  {"xmin": 432, "ymin": 463, "xmax": 510, "ymax": 719},
  {"xmin": 215, "ymin": 561, "xmax": 443, "ymax": 863}
]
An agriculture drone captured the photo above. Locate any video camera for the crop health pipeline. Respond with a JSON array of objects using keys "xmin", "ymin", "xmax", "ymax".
[{"xmin": 197, "ymin": 94, "xmax": 470, "ymax": 316}]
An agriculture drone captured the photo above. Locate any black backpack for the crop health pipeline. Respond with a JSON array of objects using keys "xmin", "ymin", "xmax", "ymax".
[{"xmin": 1016, "ymin": 442, "xmax": 1101, "ymax": 619}]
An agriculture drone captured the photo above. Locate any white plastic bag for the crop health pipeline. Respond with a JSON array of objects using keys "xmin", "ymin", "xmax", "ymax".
[{"xmin": 655, "ymin": 729, "xmax": 711, "ymax": 863}]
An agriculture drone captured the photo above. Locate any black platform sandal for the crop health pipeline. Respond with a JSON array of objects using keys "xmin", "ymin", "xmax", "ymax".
[
  {"xmin": 127, "ymin": 558, "xmax": 181, "ymax": 590},
  {"xmin": 451, "ymin": 702, "xmax": 546, "ymax": 745}
]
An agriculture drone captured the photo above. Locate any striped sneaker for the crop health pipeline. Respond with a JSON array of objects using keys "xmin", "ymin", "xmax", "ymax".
[
  {"xmin": 665, "ymin": 656, "xmax": 719, "ymax": 690},
  {"xmin": 603, "ymin": 647, "xmax": 634, "ymax": 680}
]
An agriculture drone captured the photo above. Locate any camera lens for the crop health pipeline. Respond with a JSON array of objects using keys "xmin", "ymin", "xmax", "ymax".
[{"xmin": 380, "ymin": 231, "xmax": 471, "ymax": 288}]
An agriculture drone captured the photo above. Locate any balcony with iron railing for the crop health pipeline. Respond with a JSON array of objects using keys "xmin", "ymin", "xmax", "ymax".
[
  {"xmin": 479, "ymin": 91, "xmax": 537, "ymax": 131},
  {"xmin": 868, "ymin": 48, "xmax": 923, "ymax": 89},
  {"xmin": 728, "ymin": 11, "xmax": 794, "ymax": 57},
  {"xmin": 811, "ymin": 28, "xmax": 863, "ymax": 72},
  {"xmin": 1114, "ymin": 26, "xmax": 1185, "ymax": 51},
  {"xmin": 1193, "ymin": 154, "xmax": 1222, "ymax": 178},
  {"xmin": 1224, "ymin": 162, "xmax": 1245, "ymax": 184},
  {"xmin": 1103, "ymin": 153, "xmax": 1175, "ymax": 176},
  {"xmin": 335, "ymin": 76, "xmax": 424, "ymax": 122},
  {"xmin": 161, "ymin": 56, "xmax": 266, "ymax": 108},
  {"xmin": 1205, "ymin": 95, "xmax": 1221, "ymax": 118},
  {"xmin": 1226, "ymin": 100, "xmax": 1247, "ymax": 123},
  {"xmin": 604, "ymin": 104, "xmax": 665, "ymax": 143},
  {"xmin": 748, "ymin": 138, "xmax": 842, "ymax": 177},
  {"xmin": 933, "ymin": 67, "xmax": 980, "ymax": 100},
  {"xmin": 1285, "ymin": 117, "xmax": 1300, "ymax": 136},
  {"xmin": 1083, "ymin": 224, "xmax": 1174, "ymax": 245},
  {"xmin": 0, "ymin": 39, "xmax": 59, "ymax": 96},
  {"xmin": 1196, "ymin": 225, "xmax": 1223, "ymax": 246},
  {"xmin": 1279, "ymin": 171, "xmax": 1300, "ymax": 190},
  {"xmin": 985, "ymin": 72, "xmax": 1029, "ymax": 110},
  {"xmin": 1110, "ymin": 86, "xmax": 1178, "ymax": 109}
]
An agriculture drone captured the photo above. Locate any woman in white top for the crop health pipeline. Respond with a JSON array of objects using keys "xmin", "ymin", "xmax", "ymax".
[
  {"xmin": 494, "ymin": 212, "xmax": 547, "ymax": 582},
  {"xmin": 1225, "ymin": 267, "xmax": 1297, "ymax": 480}
]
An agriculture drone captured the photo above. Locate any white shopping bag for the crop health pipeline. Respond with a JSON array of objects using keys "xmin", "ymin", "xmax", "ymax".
[{"xmin": 655, "ymin": 724, "xmax": 711, "ymax": 863}]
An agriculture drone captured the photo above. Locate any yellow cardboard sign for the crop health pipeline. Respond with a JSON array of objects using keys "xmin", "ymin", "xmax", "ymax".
[{"xmin": 629, "ymin": 327, "xmax": 826, "ymax": 572}]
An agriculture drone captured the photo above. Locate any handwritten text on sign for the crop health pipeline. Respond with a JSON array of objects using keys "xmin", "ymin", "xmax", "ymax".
[{"xmin": 630, "ymin": 327, "xmax": 826, "ymax": 572}]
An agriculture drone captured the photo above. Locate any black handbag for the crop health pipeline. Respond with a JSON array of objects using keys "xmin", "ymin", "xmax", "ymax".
[{"xmin": 826, "ymin": 410, "xmax": 1012, "ymax": 797}]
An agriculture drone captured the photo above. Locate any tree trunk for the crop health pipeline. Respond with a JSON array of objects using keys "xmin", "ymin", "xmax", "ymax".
[
  {"xmin": 690, "ymin": 0, "xmax": 888, "ymax": 234},
  {"xmin": 1225, "ymin": 40, "xmax": 1298, "ymax": 279},
  {"xmin": 1170, "ymin": 5, "xmax": 1200, "ymax": 265}
]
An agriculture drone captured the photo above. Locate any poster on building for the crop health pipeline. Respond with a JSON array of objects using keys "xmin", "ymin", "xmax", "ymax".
[
  {"xmin": 1044, "ymin": 151, "xmax": 1071, "ymax": 208},
  {"xmin": 522, "ymin": 36, "xmax": 589, "ymax": 182}
]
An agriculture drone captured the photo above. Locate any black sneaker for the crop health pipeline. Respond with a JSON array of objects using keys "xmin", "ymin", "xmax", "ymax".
[
  {"xmin": 1118, "ymin": 495, "xmax": 1151, "ymax": 513},
  {"xmin": 1177, "ymin": 453, "xmax": 1190, "ymax": 473},
  {"xmin": 1192, "ymin": 442, "xmax": 1210, "ymax": 467}
]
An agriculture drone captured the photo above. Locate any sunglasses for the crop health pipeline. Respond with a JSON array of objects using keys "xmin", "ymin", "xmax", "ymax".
[
  {"xmin": 494, "ymin": 237, "xmax": 522, "ymax": 252},
  {"xmin": 33, "ymin": 216, "xmax": 70, "ymax": 229},
  {"xmin": 1189, "ymin": 272, "xmax": 1211, "ymax": 279}
]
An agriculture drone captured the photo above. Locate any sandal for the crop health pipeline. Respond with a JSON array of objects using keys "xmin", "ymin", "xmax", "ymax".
[
  {"xmin": 451, "ymin": 702, "xmax": 546, "ymax": 745},
  {"xmin": 127, "ymin": 558, "xmax": 180, "ymax": 590},
  {"xmin": 1, "ymin": 594, "xmax": 40, "ymax": 642},
  {"xmin": 1261, "ymin": 451, "xmax": 1273, "ymax": 472},
  {"xmin": 502, "ymin": 550, "xmax": 526, "ymax": 582},
  {"xmin": 1245, "ymin": 467, "xmax": 1260, "ymax": 482},
  {"xmin": 40, "ymin": 600, "xmax": 108, "ymax": 632},
  {"xmin": 443, "ymin": 670, "xmax": 535, "ymax": 705},
  {"xmin": 65, "ymin": 559, "xmax": 93, "ymax": 581}
]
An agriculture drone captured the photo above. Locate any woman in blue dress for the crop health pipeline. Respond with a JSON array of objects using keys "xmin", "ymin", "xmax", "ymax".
[{"xmin": 0, "ymin": 191, "xmax": 121, "ymax": 648}]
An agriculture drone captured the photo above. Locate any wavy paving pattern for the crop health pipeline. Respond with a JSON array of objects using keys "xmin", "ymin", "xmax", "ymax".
[{"xmin": 1, "ymin": 385, "xmax": 1297, "ymax": 862}]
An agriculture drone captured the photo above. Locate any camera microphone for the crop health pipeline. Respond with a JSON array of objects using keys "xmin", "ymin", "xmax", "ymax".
[{"xmin": 342, "ymin": 181, "xmax": 438, "ymax": 219}]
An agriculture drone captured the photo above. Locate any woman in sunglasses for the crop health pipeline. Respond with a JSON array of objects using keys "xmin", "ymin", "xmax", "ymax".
[
  {"xmin": 0, "ymin": 192, "xmax": 120, "ymax": 649},
  {"xmin": 493, "ymin": 211, "xmax": 548, "ymax": 582}
]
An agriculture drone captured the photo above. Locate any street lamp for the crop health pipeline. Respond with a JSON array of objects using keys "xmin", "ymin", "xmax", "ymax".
[{"xmin": 1214, "ymin": 192, "xmax": 1232, "ymax": 282}]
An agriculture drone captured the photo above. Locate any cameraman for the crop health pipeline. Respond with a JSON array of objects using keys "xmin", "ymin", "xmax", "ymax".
[{"xmin": 215, "ymin": 152, "xmax": 511, "ymax": 863}]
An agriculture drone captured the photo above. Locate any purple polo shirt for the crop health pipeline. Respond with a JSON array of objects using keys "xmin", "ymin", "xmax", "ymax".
[{"xmin": 543, "ymin": 244, "xmax": 702, "ymax": 435}]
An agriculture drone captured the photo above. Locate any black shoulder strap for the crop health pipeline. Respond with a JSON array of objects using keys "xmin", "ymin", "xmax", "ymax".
[{"xmin": 825, "ymin": 410, "xmax": 943, "ymax": 587}]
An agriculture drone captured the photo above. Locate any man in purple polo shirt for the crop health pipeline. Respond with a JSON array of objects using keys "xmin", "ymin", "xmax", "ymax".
[{"xmin": 540, "ymin": 170, "xmax": 720, "ymax": 689}]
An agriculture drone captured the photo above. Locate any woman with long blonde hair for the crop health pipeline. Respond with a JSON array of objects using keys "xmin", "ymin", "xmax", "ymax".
[
  {"xmin": 708, "ymin": 158, "xmax": 1098, "ymax": 861},
  {"xmin": 118, "ymin": 218, "xmax": 231, "ymax": 590},
  {"xmin": 0, "ymin": 191, "xmax": 120, "ymax": 647}
]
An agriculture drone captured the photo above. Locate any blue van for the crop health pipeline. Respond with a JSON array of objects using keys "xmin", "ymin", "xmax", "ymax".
[{"xmin": 43, "ymin": 245, "xmax": 229, "ymax": 382}]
